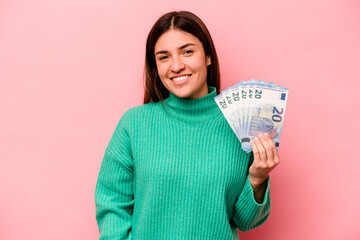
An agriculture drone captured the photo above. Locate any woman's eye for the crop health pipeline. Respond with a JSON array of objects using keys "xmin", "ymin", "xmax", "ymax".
[
  {"xmin": 159, "ymin": 56, "xmax": 168, "ymax": 60},
  {"xmin": 183, "ymin": 50, "xmax": 194, "ymax": 55}
]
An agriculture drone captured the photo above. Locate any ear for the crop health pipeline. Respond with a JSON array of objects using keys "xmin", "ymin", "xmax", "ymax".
[{"xmin": 206, "ymin": 56, "xmax": 211, "ymax": 66}]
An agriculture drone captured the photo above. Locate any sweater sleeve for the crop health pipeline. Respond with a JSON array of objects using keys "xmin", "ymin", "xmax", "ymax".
[
  {"xmin": 231, "ymin": 154, "xmax": 271, "ymax": 232},
  {"xmin": 95, "ymin": 116, "xmax": 134, "ymax": 239}
]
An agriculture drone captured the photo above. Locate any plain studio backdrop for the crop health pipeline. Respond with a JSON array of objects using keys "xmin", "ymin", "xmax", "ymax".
[{"xmin": 1, "ymin": 0, "xmax": 359, "ymax": 239}]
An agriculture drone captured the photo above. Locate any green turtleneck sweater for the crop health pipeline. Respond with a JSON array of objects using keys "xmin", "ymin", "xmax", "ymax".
[{"xmin": 95, "ymin": 87, "xmax": 271, "ymax": 239}]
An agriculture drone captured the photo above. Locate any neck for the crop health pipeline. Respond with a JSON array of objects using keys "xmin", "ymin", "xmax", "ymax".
[{"xmin": 162, "ymin": 86, "xmax": 221, "ymax": 122}]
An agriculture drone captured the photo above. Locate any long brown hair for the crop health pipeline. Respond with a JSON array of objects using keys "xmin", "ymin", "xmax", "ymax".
[{"xmin": 143, "ymin": 11, "xmax": 221, "ymax": 104}]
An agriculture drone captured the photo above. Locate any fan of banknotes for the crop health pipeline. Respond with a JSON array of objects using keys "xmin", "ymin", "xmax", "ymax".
[{"xmin": 214, "ymin": 79, "xmax": 289, "ymax": 153}]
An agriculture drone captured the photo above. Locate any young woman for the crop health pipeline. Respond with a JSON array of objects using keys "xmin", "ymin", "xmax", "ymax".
[{"xmin": 95, "ymin": 10, "xmax": 279, "ymax": 239}]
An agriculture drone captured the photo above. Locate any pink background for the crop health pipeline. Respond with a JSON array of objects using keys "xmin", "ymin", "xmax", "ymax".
[{"xmin": 1, "ymin": 0, "xmax": 359, "ymax": 239}]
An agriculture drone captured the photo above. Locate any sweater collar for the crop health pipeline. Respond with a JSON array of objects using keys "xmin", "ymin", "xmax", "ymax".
[{"xmin": 162, "ymin": 86, "xmax": 221, "ymax": 122}]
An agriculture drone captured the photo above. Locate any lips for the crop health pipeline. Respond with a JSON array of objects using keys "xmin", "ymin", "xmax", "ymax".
[{"xmin": 170, "ymin": 74, "xmax": 192, "ymax": 82}]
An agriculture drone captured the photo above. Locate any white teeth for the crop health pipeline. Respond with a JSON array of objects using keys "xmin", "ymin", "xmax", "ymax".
[{"xmin": 172, "ymin": 75, "xmax": 190, "ymax": 81}]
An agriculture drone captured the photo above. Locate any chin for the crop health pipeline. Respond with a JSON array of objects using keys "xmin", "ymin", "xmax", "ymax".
[
  {"xmin": 166, "ymin": 87, "xmax": 190, "ymax": 98},
  {"xmin": 173, "ymin": 92, "xmax": 192, "ymax": 99}
]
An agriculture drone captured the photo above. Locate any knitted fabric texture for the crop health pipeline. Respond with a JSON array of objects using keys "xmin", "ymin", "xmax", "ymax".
[{"xmin": 95, "ymin": 87, "xmax": 271, "ymax": 239}]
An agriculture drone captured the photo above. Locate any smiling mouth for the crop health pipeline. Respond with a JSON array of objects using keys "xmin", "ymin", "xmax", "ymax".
[{"xmin": 171, "ymin": 74, "xmax": 192, "ymax": 82}]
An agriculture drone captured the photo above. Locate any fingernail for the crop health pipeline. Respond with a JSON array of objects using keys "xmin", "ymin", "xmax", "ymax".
[
  {"xmin": 264, "ymin": 133, "xmax": 269, "ymax": 138},
  {"xmin": 259, "ymin": 134, "xmax": 263, "ymax": 138}
]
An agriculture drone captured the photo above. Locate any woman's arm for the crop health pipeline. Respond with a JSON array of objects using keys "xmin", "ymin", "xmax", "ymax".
[
  {"xmin": 95, "ymin": 117, "xmax": 134, "ymax": 239},
  {"xmin": 249, "ymin": 132, "xmax": 280, "ymax": 203},
  {"xmin": 231, "ymin": 132, "xmax": 279, "ymax": 231},
  {"xmin": 251, "ymin": 179, "xmax": 268, "ymax": 204},
  {"xmin": 231, "ymin": 174, "xmax": 271, "ymax": 231}
]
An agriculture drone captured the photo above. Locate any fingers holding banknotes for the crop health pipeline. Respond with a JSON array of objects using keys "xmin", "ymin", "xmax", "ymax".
[{"xmin": 249, "ymin": 132, "xmax": 280, "ymax": 188}]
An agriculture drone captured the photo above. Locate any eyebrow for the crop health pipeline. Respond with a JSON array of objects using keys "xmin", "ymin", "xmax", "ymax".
[{"xmin": 155, "ymin": 43, "xmax": 196, "ymax": 55}]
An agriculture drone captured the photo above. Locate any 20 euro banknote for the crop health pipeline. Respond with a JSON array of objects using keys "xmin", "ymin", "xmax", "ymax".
[{"xmin": 214, "ymin": 79, "xmax": 289, "ymax": 153}]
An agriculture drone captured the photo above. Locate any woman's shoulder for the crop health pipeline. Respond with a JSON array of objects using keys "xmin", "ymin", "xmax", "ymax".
[
  {"xmin": 119, "ymin": 101, "xmax": 162, "ymax": 125},
  {"xmin": 124, "ymin": 102, "xmax": 160, "ymax": 116}
]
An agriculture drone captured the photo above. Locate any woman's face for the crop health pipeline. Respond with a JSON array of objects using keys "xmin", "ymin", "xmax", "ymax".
[{"xmin": 154, "ymin": 29, "xmax": 211, "ymax": 99}]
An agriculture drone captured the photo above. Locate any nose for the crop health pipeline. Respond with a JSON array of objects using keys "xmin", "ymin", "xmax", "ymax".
[{"xmin": 170, "ymin": 56, "xmax": 185, "ymax": 72}]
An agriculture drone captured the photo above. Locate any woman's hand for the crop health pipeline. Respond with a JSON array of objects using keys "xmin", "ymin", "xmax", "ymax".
[{"xmin": 249, "ymin": 132, "xmax": 280, "ymax": 203}]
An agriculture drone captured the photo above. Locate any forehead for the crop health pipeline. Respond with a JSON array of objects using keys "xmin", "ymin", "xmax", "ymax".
[{"xmin": 154, "ymin": 29, "xmax": 202, "ymax": 52}]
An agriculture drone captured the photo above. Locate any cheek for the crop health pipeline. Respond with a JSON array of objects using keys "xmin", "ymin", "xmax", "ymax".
[
  {"xmin": 189, "ymin": 56, "xmax": 208, "ymax": 72},
  {"xmin": 155, "ymin": 63, "xmax": 168, "ymax": 79}
]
